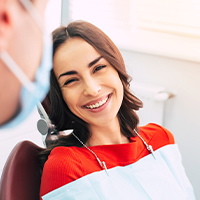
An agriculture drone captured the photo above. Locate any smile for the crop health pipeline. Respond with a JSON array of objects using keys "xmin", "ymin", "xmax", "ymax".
[{"xmin": 84, "ymin": 95, "xmax": 109, "ymax": 109}]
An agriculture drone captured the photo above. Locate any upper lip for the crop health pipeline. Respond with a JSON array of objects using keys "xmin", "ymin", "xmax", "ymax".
[{"xmin": 82, "ymin": 94, "xmax": 110, "ymax": 107}]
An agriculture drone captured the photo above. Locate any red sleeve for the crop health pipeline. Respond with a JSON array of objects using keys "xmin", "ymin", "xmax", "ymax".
[{"xmin": 40, "ymin": 147, "xmax": 84, "ymax": 199}]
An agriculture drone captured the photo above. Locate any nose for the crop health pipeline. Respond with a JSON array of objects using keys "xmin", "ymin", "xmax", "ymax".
[{"xmin": 83, "ymin": 78, "xmax": 101, "ymax": 96}]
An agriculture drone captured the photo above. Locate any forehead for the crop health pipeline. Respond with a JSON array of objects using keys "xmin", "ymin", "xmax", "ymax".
[{"xmin": 53, "ymin": 37, "xmax": 101, "ymax": 76}]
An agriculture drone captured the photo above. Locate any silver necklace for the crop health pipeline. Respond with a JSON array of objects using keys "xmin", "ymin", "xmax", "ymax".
[{"xmin": 72, "ymin": 130, "xmax": 156, "ymax": 176}]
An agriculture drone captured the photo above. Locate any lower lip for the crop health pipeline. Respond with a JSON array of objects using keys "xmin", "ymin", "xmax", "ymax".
[{"xmin": 84, "ymin": 94, "xmax": 112, "ymax": 113}]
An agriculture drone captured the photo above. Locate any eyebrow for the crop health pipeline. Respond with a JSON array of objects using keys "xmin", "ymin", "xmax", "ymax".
[
  {"xmin": 88, "ymin": 56, "xmax": 103, "ymax": 68},
  {"xmin": 58, "ymin": 70, "xmax": 77, "ymax": 79},
  {"xmin": 58, "ymin": 56, "xmax": 103, "ymax": 80}
]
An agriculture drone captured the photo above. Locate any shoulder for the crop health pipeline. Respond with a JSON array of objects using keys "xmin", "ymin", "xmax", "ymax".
[
  {"xmin": 43, "ymin": 146, "xmax": 84, "ymax": 176},
  {"xmin": 139, "ymin": 123, "xmax": 175, "ymax": 150},
  {"xmin": 43, "ymin": 146, "xmax": 80, "ymax": 169},
  {"xmin": 40, "ymin": 146, "xmax": 84, "ymax": 197}
]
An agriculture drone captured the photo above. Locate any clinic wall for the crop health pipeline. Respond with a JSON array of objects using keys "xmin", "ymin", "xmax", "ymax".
[{"xmin": 120, "ymin": 49, "xmax": 200, "ymax": 199}]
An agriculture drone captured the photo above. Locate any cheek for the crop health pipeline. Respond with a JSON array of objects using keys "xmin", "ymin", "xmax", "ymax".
[
  {"xmin": 118, "ymin": 80, "xmax": 124, "ymax": 101},
  {"xmin": 34, "ymin": 0, "xmax": 49, "ymax": 18},
  {"xmin": 109, "ymin": 72, "xmax": 123, "ymax": 94},
  {"xmin": 62, "ymin": 90, "xmax": 79, "ymax": 113},
  {"xmin": 113, "ymin": 76, "xmax": 124, "ymax": 103}
]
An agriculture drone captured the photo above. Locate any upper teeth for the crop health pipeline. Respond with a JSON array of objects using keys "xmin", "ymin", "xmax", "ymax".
[{"xmin": 85, "ymin": 97, "xmax": 108, "ymax": 109}]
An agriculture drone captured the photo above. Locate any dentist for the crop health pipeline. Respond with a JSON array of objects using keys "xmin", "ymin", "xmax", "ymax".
[{"xmin": 0, "ymin": 0, "xmax": 52, "ymax": 129}]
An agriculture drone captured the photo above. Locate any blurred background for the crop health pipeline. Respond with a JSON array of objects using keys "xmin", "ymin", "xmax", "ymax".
[{"xmin": 0, "ymin": 0, "xmax": 200, "ymax": 198}]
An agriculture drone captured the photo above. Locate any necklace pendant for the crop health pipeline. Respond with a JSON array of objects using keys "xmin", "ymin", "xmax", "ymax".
[{"xmin": 147, "ymin": 145, "xmax": 156, "ymax": 159}]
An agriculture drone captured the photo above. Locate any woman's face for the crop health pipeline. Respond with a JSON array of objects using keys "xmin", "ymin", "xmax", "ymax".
[{"xmin": 53, "ymin": 37, "xmax": 123, "ymax": 128}]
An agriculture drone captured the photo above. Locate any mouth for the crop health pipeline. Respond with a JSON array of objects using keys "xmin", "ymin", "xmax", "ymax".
[{"xmin": 83, "ymin": 94, "xmax": 111, "ymax": 109}]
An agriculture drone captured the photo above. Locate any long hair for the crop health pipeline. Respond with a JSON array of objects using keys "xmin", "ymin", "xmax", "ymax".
[{"xmin": 39, "ymin": 21, "xmax": 143, "ymax": 172}]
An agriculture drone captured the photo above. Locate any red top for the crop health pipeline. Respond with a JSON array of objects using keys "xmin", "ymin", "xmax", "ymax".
[{"xmin": 40, "ymin": 123, "xmax": 175, "ymax": 198}]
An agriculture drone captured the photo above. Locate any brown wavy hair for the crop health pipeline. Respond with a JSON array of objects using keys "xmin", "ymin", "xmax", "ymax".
[{"xmin": 39, "ymin": 21, "xmax": 143, "ymax": 172}]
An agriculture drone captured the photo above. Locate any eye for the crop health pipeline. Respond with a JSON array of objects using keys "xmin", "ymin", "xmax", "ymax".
[
  {"xmin": 63, "ymin": 78, "xmax": 77, "ymax": 86},
  {"xmin": 93, "ymin": 65, "xmax": 106, "ymax": 73}
]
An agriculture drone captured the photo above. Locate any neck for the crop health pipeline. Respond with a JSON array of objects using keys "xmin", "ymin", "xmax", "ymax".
[{"xmin": 86, "ymin": 118, "xmax": 130, "ymax": 146}]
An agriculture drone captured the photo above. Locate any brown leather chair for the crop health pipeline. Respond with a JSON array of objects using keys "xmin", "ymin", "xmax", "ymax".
[{"xmin": 0, "ymin": 140, "xmax": 44, "ymax": 200}]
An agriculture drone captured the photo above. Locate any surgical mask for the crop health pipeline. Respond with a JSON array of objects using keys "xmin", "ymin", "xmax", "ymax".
[{"xmin": 0, "ymin": 0, "xmax": 53, "ymax": 129}]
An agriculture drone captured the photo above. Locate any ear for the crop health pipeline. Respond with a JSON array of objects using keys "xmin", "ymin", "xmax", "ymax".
[{"xmin": 0, "ymin": 3, "xmax": 13, "ymax": 50}]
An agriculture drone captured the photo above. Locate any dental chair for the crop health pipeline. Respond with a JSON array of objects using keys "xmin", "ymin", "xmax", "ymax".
[
  {"xmin": 0, "ymin": 96, "xmax": 53, "ymax": 200},
  {"xmin": 0, "ymin": 140, "xmax": 44, "ymax": 200}
]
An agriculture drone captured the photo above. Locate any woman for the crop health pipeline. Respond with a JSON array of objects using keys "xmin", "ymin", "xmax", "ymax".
[{"xmin": 39, "ymin": 21, "xmax": 196, "ymax": 200}]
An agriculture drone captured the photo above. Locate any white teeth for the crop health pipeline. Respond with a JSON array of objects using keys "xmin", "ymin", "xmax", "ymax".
[
  {"xmin": 95, "ymin": 103, "xmax": 99, "ymax": 107},
  {"xmin": 85, "ymin": 96, "xmax": 108, "ymax": 109}
]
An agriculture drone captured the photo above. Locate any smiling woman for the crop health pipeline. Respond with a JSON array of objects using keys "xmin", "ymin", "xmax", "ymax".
[
  {"xmin": 54, "ymin": 37, "xmax": 125, "ymax": 136},
  {"xmin": 39, "ymin": 21, "xmax": 196, "ymax": 200}
]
